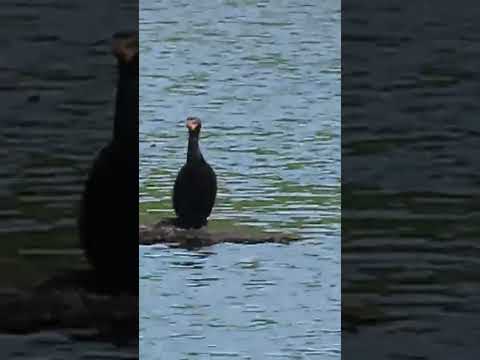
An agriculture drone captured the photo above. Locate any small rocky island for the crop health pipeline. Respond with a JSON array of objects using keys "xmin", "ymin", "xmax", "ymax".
[
  {"xmin": 139, "ymin": 218, "xmax": 298, "ymax": 249},
  {"xmin": 0, "ymin": 271, "xmax": 137, "ymax": 345}
]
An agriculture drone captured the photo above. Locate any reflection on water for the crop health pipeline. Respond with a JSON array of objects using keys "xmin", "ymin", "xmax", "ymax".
[
  {"xmin": 140, "ymin": 0, "xmax": 340, "ymax": 358},
  {"xmin": 0, "ymin": 0, "xmax": 136, "ymax": 357},
  {"xmin": 343, "ymin": 2, "xmax": 480, "ymax": 359}
]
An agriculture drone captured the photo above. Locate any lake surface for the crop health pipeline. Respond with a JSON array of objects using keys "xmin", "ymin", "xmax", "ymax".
[
  {"xmin": 0, "ymin": 0, "xmax": 137, "ymax": 358},
  {"xmin": 342, "ymin": 2, "xmax": 480, "ymax": 359},
  {"xmin": 139, "ymin": 0, "xmax": 341, "ymax": 359}
]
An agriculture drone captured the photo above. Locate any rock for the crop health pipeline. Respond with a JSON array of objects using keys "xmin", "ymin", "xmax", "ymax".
[
  {"xmin": 0, "ymin": 271, "xmax": 137, "ymax": 345},
  {"xmin": 139, "ymin": 218, "xmax": 298, "ymax": 249}
]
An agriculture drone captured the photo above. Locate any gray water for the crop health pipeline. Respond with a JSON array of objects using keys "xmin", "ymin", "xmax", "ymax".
[
  {"xmin": 139, "ymin": 0, "xmax": 340, "ymax": 359},
  {"xmin": 0, "ymin": 0, "xmax": 137, "ymax": 357},
  {"xmin": 342, "ymin": 2, "xmax": 480, "ymax": 359}
]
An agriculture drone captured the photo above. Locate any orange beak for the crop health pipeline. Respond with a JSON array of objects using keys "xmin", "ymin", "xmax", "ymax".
[
  {"xmin": 112, "ymin": 34, "xmax": 139, "ymax": 63},
  {"xmin": 186, "ymin": 119, "xmax": 199, "ymax": 131}
]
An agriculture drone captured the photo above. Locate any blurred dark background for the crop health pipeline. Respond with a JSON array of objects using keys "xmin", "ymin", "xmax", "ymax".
[
  {"xmin": 0, "ymin": 0, "xmax": 138, "ymax": 358},
  {"xmin": 343, "ymin": 0, "xmax": 480, "ymax": 359}
]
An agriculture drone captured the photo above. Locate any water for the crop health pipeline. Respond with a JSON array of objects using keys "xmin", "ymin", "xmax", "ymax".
[
  {"xmin": 1, "ymin": 333, "xmax": 137, "ymax": 360},
  {"xmin": 140, "ymin": 0, "xmax": 340, "ymax": 359},
  {"xmin": 0, "ymin": 0, "xmax": 137, "ymax": 357},
  {"xmin": 342, "ymin": 2, "xmax": 480, "ymax": 358}
]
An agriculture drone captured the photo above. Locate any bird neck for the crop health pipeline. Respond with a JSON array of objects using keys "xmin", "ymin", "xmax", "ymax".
[
  {"xmin": 113, "ymin": 60, "xmax": 138, "ymax": 147},
  {"xmin": 187, "ymin": 133, "xmax": 204, "ymax": 163}
]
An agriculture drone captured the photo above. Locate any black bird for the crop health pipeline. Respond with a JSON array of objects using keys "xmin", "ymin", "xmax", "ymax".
[
  {"xmin": 78, "ymin": 33, "xmax": 139, "ymax": 292},
  {"xmin": 173, "ymin": 117, "xmax": 217, "ymax": 229}
]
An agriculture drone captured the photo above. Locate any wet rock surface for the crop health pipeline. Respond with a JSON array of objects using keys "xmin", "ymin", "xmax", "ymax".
[
  {"xmin": 139, "ymin": 218, "xmax": 298, "ymax": 249},
  {"xmin": 0, "ymin": 271, "xmax": 137, "ymax": 346}
]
